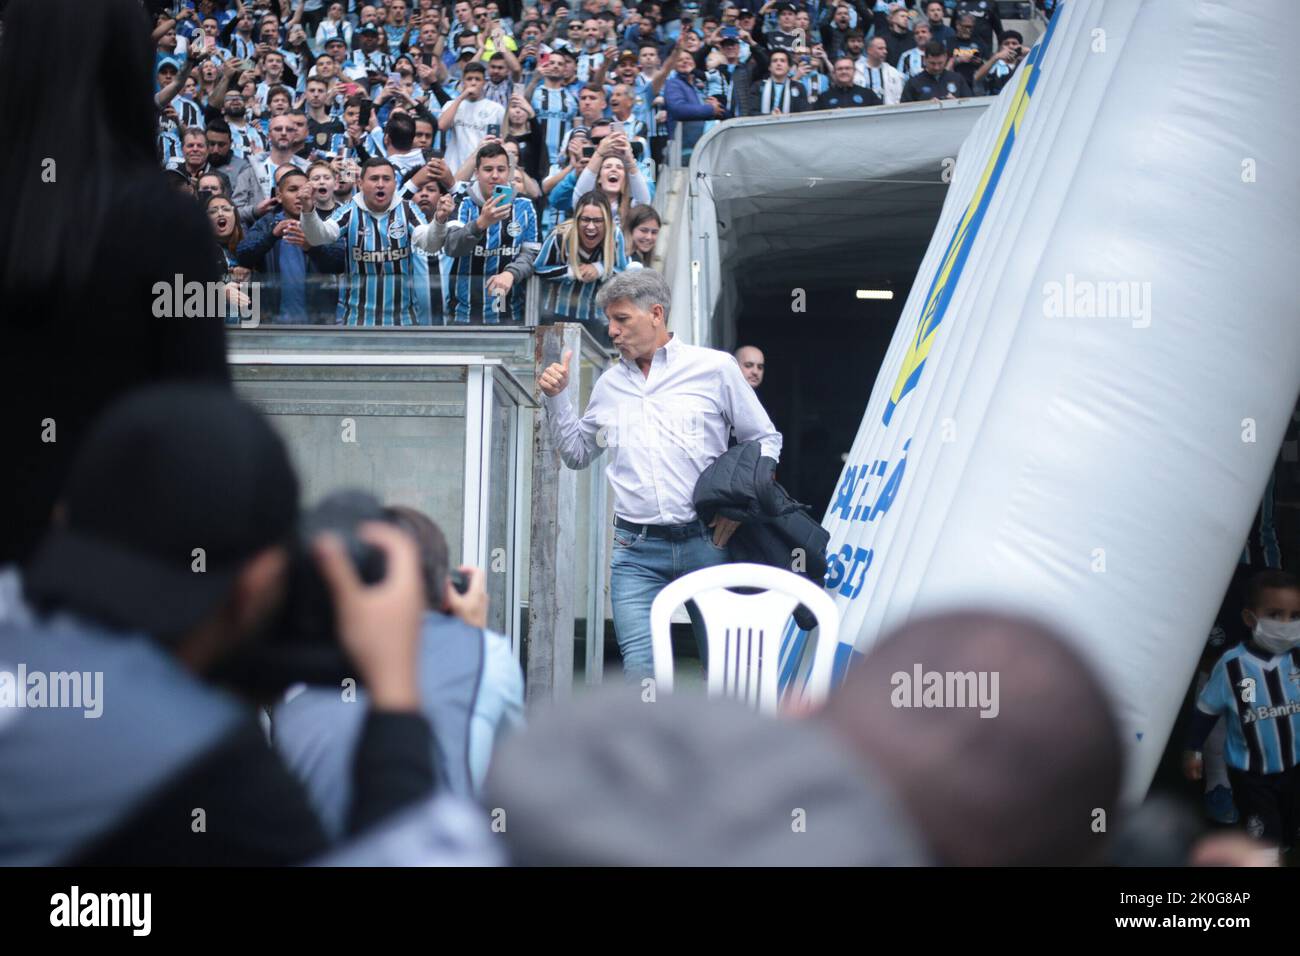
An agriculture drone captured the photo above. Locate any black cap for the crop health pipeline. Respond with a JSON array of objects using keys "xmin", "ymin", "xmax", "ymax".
[
  {"xmin": 776, "ymin": 1, "xmax": 797, "ymax": 11},
  {"xmin": 358, "ymin": 22, "xmax": 379, "ymax": 35},
  {"xmin": 24, "ymin": 385, "xmax": 299, "ymax": 640}
]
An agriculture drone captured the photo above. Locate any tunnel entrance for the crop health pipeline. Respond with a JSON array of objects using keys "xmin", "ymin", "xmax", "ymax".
[
  {"xmin": 685, "ymin": 101, "xmax": 991, "ymax": 517},
  {"xmin": 735, "ymin": 282, "xmax": 911, "ymax": 516}
]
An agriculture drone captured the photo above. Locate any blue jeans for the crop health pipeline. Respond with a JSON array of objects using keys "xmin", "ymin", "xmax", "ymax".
[{"xmin": 609, "ymin": 520, "xmax": 730, "ymax": 683}]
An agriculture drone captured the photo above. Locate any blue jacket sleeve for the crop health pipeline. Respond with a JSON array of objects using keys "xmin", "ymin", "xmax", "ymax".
[
  {"xmin": 664, "ymin": 75, "xmax": 716, "ymax": 121},
  {"xmin": 549, "ymin": 170, "xmax": 578, "ymax": 216}
]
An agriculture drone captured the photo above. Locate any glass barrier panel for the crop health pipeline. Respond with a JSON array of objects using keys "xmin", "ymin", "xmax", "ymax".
[{"xmin": 230, "ymin": 363, "xmax": 468, "ymax": 565}]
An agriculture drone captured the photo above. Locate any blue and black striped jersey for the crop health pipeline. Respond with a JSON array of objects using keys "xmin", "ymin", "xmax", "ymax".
[
  {"xmin": 231, "ymin": 35, "xmax": 257, "ymax": 61},
  {"xmin": 800, "ymin": 72, "xmax": 829, "ymax": 101},
  {"xmin": 897, "ymin": 47, "xmax": 925, "ymax": 79},
  {"xmin": 445, "ymin": 195, "xmax": 539, "ymax": 324},
  {"xmin": 158, "ymin": 125, "xmax": 183, "ymax": 165},
  {"xmin": 349, "ymin": 49, "xmax": 394, "ymax": 78},
  {"xmin": 325, "ymin": 131, "xmax": 362, "ymax": 161},
  {"xmin": 533, "ymin": 226, "xmax": 634, "ymax": 343},
  {"xmin": 1241, "ymin": 471, "xmax": 1282, "ymax": 569},
  {"xmin": 330, "ymin": 197, "xmax": 431, "ymax": 327},
  {"xmin": 174, "ymin": 96, "xmax": 206, "ymax": 131},
  {"xmin": 531, "ymin": 85, "xmax": 578, "ymax": 166},
  {"xmin": 576, "ymin": 50, "xmax": 605, "ymax": 84},
  {"xmin": 229, "ymin": 120, "xmax": 268, "ymax": 157},
  {"xmin": 384, "ymin": 24, "xmax": 409, "ymax": 58},
  {"xmin": 1197, "ymin": 644, "xmax": 1300, "ymax": 774}
]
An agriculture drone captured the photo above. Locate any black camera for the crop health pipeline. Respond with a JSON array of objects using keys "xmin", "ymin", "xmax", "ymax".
[
  {"xmin": 211, "ymin": 490, "xmax": 387, "ymax": 699},
  {"xmin": 282, "ymin": 489, "xmax": 387, "ymax": 648}
]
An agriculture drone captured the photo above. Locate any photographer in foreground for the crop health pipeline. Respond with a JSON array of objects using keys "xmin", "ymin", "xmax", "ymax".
[
  {"xmin": 0, "ymin": 385, "xmax": 434, "ymax": 866},
  {"xmin": 274, "ymin": 505, "xmax": 525, "ymax": 836}
]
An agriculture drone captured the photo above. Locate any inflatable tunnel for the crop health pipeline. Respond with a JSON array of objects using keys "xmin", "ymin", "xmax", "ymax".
[{"xmin": 783, "ymin": 0, "xmax": 1300, "ymax": 802}]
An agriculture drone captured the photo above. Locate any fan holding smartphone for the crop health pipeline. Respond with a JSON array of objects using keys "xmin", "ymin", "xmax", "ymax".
[{"xmin": 440, "ymin": 142, "xmax": 539, "ymax": 324}]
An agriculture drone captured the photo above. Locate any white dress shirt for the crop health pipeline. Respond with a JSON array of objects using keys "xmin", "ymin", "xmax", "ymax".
[{"xmin": 543, "ymin": 334, "xmax": 782, "ymax": 525}]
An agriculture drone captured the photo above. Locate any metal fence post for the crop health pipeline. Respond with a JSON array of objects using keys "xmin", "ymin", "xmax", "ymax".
[{"xmin": 526, "ymin": 322, "xmax": 584, "ymax": 703}]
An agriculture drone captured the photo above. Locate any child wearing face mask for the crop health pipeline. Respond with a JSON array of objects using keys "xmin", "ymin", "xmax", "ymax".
[{"xmin": 1184, "ymin": 569, "xmax": 1300, "ymax": 859}]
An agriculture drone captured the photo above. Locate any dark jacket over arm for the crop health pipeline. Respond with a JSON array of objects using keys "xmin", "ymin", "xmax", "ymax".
[
  {"xmin": 235, "ymin": 210, "xmax": 280, "ymax": 269},
  {"xmin": 693, "ymin": 440, "xmax": 830, "ymax": 629}
]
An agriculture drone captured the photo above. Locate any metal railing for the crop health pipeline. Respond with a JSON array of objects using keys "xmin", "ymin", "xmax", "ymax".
[{"xmin": 667, "ymin": 123, "xmax": 684, "ymax": 173}]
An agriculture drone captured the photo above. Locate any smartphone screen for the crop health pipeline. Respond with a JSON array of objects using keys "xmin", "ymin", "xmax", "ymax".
[{"xmin": 582, "ymin": 145, "xmax": 595, "ymax": 159}]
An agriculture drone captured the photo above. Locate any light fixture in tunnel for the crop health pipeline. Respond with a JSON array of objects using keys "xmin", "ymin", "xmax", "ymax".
[{"xmin": 856, "ymin": 289, "xmax": 895, "ymax": 300}]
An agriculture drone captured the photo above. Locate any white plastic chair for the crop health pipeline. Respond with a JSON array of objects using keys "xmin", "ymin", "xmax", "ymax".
[{"xmin": 649, "ymin": 563, "xmax": 842, "ymax": 714}]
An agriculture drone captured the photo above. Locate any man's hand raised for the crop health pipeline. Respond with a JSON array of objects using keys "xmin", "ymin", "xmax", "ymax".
[{"xmin": 539, "ymin": 348, "xmax": 572, "ymax": 397}]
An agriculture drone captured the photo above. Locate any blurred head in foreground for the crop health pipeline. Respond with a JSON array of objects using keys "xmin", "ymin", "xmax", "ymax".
[
  {"xmin": 485, "ymin": 690, "xmax": 929, "ymax": 866},
  {"xmin": 819, "ymin": 610, "xmax": 1125, "ymax": 866}
]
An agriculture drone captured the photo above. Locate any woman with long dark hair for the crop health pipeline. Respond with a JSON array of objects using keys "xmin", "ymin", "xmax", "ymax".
[
  {"xmin": 625, "ymin": 206, "xmax": 662, "ymax": 267},
  {"xmin": 202, "ymin": 192, "xmax": 257, "ymax": 326},
  {"xmin": 0, "ymin": 0, "xmax": 230, "ymax": 566}
]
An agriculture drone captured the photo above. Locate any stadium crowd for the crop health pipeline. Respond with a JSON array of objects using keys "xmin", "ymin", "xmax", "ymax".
[{"xmin": 148, "ymin": 0, "xmax": 1047, "ymax": 333}]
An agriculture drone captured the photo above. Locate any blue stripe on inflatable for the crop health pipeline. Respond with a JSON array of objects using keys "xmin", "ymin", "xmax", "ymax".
[
  {"xmin": 778, "ymin": 618, "xmax": 805, "ymax": 695},
  {"xmin": 832, "ymin": 642, "xmax": 860, "ymax": 687},
  {"xmin": 881, "ymin": 9, "xmax": 1060, "ymax": 426}
]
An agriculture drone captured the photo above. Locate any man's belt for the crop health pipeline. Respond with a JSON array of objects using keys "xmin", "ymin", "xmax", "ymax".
[{"xmin": 614, "ymin": 516, "xmax": 706, "ymax": 540}]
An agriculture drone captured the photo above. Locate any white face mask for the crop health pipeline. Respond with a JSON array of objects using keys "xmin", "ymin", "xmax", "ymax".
[{"xmin": 1252, "ymin": 617, "xmax": 1300, "ymax": 655}]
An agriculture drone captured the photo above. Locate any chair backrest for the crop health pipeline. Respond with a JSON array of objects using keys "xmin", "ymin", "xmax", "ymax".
[{"xmin": 649, "ymin": 563, "xmax": 841, "ymax": 714}]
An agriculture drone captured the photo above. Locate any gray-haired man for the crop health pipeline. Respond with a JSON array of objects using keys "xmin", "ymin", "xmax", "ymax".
[{"xmin": 537, "ymin": 270, "xmax": 783, "ymax": 682}]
